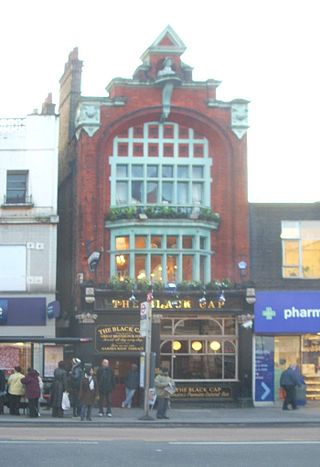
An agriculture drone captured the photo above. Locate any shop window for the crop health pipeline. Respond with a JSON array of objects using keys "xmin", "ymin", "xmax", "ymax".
[{"xmin": 160, "ymin": 317, "xmax": 237, "ymax": 381}]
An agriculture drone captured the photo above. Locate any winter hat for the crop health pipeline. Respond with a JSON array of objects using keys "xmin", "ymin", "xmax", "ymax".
[{"xmin": 72, "ymin": 358, "xmax": 81, "ymax": 365}]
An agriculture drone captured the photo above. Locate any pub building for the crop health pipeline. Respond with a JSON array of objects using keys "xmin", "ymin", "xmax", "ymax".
[{"xmin": 57, "ymin": 26, "xmax": 253, "ymax": 405}]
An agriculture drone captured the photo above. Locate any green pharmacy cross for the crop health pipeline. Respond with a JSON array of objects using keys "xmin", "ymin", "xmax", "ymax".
[{"xmin": 262, "ymin": 306, "xmax": 276, "ymax": 320}]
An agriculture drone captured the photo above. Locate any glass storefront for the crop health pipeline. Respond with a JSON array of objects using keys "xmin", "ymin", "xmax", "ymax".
[{"xmin": 257, "ymin": 334, "xmax": 320, "ymax": 402}]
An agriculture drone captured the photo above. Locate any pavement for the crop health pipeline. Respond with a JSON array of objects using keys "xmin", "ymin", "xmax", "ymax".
[{"xmin": 0, "ymin": 402, "xmax": 320, "ymax": 427}]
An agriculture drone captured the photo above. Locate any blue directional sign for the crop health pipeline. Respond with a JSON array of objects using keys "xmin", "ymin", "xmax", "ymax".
[{"xmin": 255, "ymin": 336, "xmax": 274, "ymax": 402}]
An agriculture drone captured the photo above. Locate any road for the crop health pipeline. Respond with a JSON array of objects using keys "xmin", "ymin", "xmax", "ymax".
[{"xmin": 1, "ymin": 426, "xmax": 319, "ymax": 467}]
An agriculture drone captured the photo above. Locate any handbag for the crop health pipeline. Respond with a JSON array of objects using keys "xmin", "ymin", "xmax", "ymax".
[
  {"xmin": 279, "ymin": 387, "xmax": 286, "ymax": 400},
  {"xmin": 61, "ymin": 391, "xmax": 71, "ymax": 410}
]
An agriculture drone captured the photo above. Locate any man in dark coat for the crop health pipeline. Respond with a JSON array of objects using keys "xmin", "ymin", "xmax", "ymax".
[
  {"xmin": 51, "ymin": 361, "xmax": 68, "ymax": 417},
  {"xmin": 96, "ymin": 359, "xmax": 115, "ymax": 417},
  {"xmin": 122, "ymin": 363, "xmax": 139, "ymax": 408},
  {"xmin": 280, "ymin": 363, "xmax": 302, "ymax": 410}
]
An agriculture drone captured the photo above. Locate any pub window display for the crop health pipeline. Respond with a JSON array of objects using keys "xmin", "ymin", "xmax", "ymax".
[{"xmin": 160, "ymin": 317, "xmax": 238, "ymax": 381}]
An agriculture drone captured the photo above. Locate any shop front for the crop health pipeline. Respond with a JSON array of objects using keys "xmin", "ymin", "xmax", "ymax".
[
  {"xmin": 73, "ymin": 287, "xmax": 253, "ymax": 406},
  {"xmin": 254, "ymin": 291, "xmax": 320, "ymax": 406}
]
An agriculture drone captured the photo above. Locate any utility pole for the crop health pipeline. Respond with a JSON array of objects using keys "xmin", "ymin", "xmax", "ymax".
[{"xmin": 139, "ymin": 290, "xmax": 154, "ymax": 420}]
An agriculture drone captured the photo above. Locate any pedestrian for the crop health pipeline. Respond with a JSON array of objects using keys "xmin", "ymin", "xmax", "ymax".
[
  {"xmin": 7, "ymin": 366, "xmax": 25, "ymax": 415},
  {"xmin": 280, "ymin": 363, "xmax": 302, "ymax": 410},
  {"xmin": 70, "ymin": 357, "xmax": 82, "ymax": 417},
  {"xmin": 154, "ymin": 367, "xmax": 176, "ymax": 419},
  {"xmin": 122, "ymin": 363, "xmax": 139, "ymax": 408},
  {"xmin": 96, "ymin": 359, "xmax": 116, "ymax": 417},
  {"xmin": 21, "ymin": 368, "xmax": 41, "ymax": 418},
  {"xmin": 79, "ymin": 367, "xmax": 96, "ymax": 421},
  {"xmin": 51, "ymin": 361, "xmax": 68, "ymax": 417},
  {"xmin": 0, "ymin": 369, "xmax": 6, "ymax": 415}
]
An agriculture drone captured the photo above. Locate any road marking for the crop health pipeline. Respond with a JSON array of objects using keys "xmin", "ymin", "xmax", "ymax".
[
  {"xmin": 170, "ymin": 441, "xmax": 320, "ymax": 446},
  {"xmin": 0, "ymin": 441, "xmax": 99, "ymax": 445}
]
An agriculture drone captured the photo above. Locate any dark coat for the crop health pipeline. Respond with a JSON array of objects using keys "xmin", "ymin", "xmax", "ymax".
[
  {"xmin": 125, "ymin": 370, "xmax": 139, "ymax": 390},
  {"xmin": 79, "ymin": 376, "xmax": 97, "ymax": 405},
  {"xmin": 280, "ymin": 367, "xmax": 301, "ymax": 387},
  {"xmin": 70, "ymin": 364, "xmax": 82, "ymax": 391},
  {"xmin": 96, "ymin": 367, "xmax": 116, "ymax": 394},
  {"xmin": 51, "ymin": 367, "xmax": 68, "ymax": 408},
  {"xmin": 21, "ymin": 371, "xmax": 40, "ymax": 399}
]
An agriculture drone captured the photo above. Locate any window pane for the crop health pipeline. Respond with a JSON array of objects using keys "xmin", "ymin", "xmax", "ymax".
[
  {"xmin": 132, "ymin": 165, "xmax": 143, "ymax": 177},
  {"xmin": 200, "ymin": 255, "xmax": 205, "ymax": 282},
  {"xmin": 147, "ymin": 181, "xmax": 158, "ymax": 203},
  {"xmin": 7, "ymin": 172, "xmax": 27, "ymax": 202},
  {"xmin": 177, "ymin": 182, "xmax": 188, "ymax": 204},
  {"xmin": 182, "ymin": 236, "xmax": 193, "ymax": 248},
  {"xmin": 302, "ymin": 240, "xmax": 320, "ymax": 278},
  {"xmin": 192, "ymin": 182, "xmax": 203, "ymax": 204},
  {"xmin": 177, "ymin": 166, "xmax": 189, "ymax": 178},
  {"xmin": 160, "ymin": 319, "xmax": 173, "ymax": 336},
  {"xmin": 135, "ymin": 255, "xmax": 146, "ymax": 280},
  {"xmin": 175, "ymin": 319, "xmax": 200, "ymax": 335},
  {"xmin": 115, "ymin": 236, "xmax": 129, "ymax": 250},
  {"xmin": 151, "ymin": 236, "xmax": 162, "ymax": 248},
  {"xmin": 162, "ymin": 182, "xmax": 173, "ymax": 203},
  {"xmin": 200, "ymin": 237, "xmax": 206, "ymax": 249},
  {"xmin": 167, "ymin": 236, "xmax": 177, "ymax": 248},
  {"xmin": 162, "ymin": 165, "xmax": 173, "ymax": 178},
  {"xmin": 147, "ymin": 165, "xmax": 158, "ymax": 177},
  {"xmin": 167, "ymin": 255, "xmax": 177, "ymax": 282},
  {"xmin": 283, "ymin": 240, "xmax": 299, "ymax": 266},
  {"xmin": 151, "ymin": 255, "xmax": 162, "ymax": 282},
  {"xmin": 224, "ymin": 319, "xmax": 236, "ymax": 335},
  {"xmin": 224, "ymin": 356, "xmax": 236, "ymax": 378},
  {"xmin": 135, "ymin": 236, "xmax": 146, "ymax": 249},
  {"xmin": 115, "ymin": 254, "xmax": 129, "ymax": 279},
  {"xmin": 192, "ymin": 166, "xmax": 204, "ymax": 178},
  {"xmin": 116, "ymin": 165, "xmax": 128, "ymax": 177},
  {"xmin": 281, "ymin": 221, "xmax": 299, "ymax": 239},
  {"xmin": 301, "ymin": 222, "xmax": 320, "ymax": 239},
  {"xmin": 116, "ymin": 181, "xmax": 128, "ymax": 204},
  {"xmin": 182, "ymin": 255, "xmax": 193, "ymax": 281},
  {"xmin": 132, "ymin": 181, "xmax": 143, "ymax": 203}
]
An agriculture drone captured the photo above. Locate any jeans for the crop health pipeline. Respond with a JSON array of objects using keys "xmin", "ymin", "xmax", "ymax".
[
  {"xmin": 80, "ymin": 404, "xmax": 92, "ymax": 420},
  {"xmin": 122, "ymin": 388, "xmax": 136, "ymax": 408}
]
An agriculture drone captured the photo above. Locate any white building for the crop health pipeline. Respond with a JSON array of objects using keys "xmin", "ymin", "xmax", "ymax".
[{"xmin": 0, "ymin": 95, "xmax": 59, "ymax": 373}]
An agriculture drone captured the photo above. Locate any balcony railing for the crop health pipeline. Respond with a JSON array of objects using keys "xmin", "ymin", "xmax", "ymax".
[{"xmin": 105, "ymin": 204, "xmax": 220, "ymax": 224}]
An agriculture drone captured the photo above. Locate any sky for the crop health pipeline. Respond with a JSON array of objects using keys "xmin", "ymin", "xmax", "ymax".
[{"xmin": 1, "ymin": 0, "xmax": 319, "ymax": 203}]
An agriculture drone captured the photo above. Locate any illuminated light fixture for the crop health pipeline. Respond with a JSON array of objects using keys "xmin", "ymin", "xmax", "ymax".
[
  {"xmin": 218, "ymin": 290, "xmax": 226, "ymax": 304},
  {"xmin": 198, "ymin": 288, "xmax": 206, "ymax": 305},
  {"xmin": 210, "ymin": 341, "xmax": 221, "ymax": 351},
  {"xmin": 191, "ymin": 341, "xmax": 203, "ymax": 352},
  {"xmin": 172, "ymin": 341, "xmax": 182, "ymax": 351},
  {"xmin": 116, "ymin": 254, "xmax": 126, "ymax": 266},
  {"xmin": 129, "ymin": 290, "xmax": 136, "ymax": 303},
  {"xmin": 137, "ymin": 271, "xmax": 146, "ymax": 280}
]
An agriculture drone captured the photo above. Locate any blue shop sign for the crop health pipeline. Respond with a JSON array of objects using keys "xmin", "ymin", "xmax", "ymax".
[{"xmin": 255, "ymin": 291, "xmax": 320, "ymax": 334}]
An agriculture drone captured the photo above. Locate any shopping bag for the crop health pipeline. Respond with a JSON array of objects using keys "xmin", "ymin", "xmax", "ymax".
[
  {"xmin": 279, "ymin": 387, "xmax": 286, "ymax": 400},
  {"xmin": 61, "ymin": 391, "xmax": 71, "ymax": 410}
]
